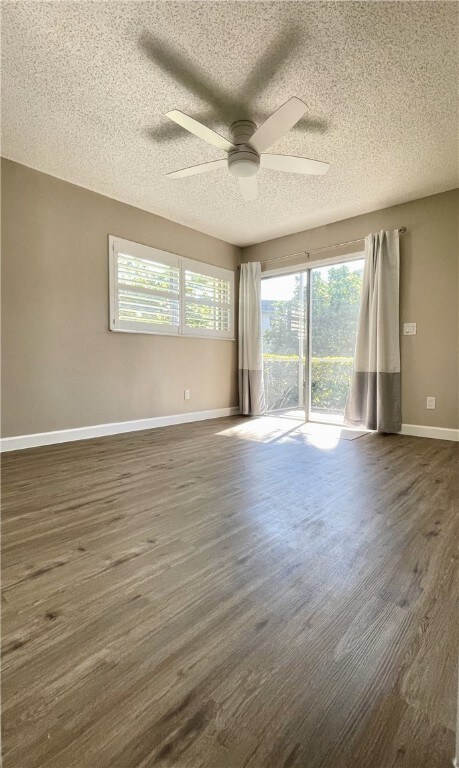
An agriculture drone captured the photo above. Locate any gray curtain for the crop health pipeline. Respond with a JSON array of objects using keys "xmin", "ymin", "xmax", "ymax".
[
  {"xmin": 345, "ymin": 229, "xmax": 401, "ymax": 433},
  {"xmin": 238, "ymin": 262, "xmax": 266, "ymax": 416}
]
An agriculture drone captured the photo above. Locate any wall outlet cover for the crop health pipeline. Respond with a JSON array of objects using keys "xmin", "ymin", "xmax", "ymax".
[
  {"xmin": 184, "ymin": 389, "xmax": 191, "ymax": 400},
  {"xmin": 426, "ymin": 396, "xmax": 436, "ymax": 410},
  {"xmin": 404, "ymin": 323, "xmax": 417, "ymax": 335}
]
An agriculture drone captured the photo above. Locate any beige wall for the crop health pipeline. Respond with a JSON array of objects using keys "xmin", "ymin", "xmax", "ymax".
[
  {"xmin": 2, "ymin": 159, "xmax": 458, "ymax": 437},
  {"xmin": 1, "ymin": 159, "xmax": 240, "ymax": 437},
  {"xmin": 242, "ymin": 190, "xmax": 459, "ymax": 430}
]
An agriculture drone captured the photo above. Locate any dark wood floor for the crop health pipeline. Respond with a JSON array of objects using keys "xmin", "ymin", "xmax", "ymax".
[{"xmin": 2, "ymin": 416, "xmax": 458, "ymax": 767}]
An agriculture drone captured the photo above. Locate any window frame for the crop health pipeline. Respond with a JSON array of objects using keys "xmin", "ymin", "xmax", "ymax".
[{"xmin": 109, "ymin": 236, "xmax": 235, "ymax": 340}]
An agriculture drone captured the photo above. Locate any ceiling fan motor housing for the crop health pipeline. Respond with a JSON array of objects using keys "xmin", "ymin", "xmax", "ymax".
[{"xmin": 228, "ymin": 120, "xmax": 260, "ymax": 177}]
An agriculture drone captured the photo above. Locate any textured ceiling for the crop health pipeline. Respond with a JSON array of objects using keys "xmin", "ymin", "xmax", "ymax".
[{"xmin": 2, "ymin": 1, "xmax": 458, "ymax": 246}]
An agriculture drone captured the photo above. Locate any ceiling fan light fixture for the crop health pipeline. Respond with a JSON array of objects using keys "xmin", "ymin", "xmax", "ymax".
[{"xmin": 227, "ymin": 149, "xmax": 260, "ymax": 178}]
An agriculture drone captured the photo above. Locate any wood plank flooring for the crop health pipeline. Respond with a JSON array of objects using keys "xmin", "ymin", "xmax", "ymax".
[{"xmin": 2, "ymin": 415, "xmax": 458, "ymax": 767}]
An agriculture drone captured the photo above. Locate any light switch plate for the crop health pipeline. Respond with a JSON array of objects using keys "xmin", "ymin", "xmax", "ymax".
[{"xmin": 404, "ymin": 323, "xmax": 417, "ymax": 335}]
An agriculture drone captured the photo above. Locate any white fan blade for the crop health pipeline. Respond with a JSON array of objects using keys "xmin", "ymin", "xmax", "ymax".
[
  {"xmin": 166, "ymin": 110, "xmax": 235, "ymax": 152},
  {"xmin": 238, "ymin": 175, "xmax": 258, "ymax": 201},
  {"xmin": 249, "ymin": 97, "xmax": 307, "ymax": 153},
  {"xmin": 167, "ymin": 159, "xmax": 227, "ymax": 178},
  {"xmin": 262, "ymin": 154, "xmax": 329, "ymax": 175}
]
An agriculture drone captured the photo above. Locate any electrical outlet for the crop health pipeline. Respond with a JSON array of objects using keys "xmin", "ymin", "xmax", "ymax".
[
  {"xmin": 184, "ymin": 389, "xmax": 191, "ymax": 401},
  {"xmin": 404, "ymin": 323, "xmax": 417, "ymax": 335},
  {"xmin": 426, "ymin": 396, "xmax": 436, "ymax": 410}
]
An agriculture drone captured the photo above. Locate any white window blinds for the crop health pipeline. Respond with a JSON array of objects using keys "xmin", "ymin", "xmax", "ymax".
[
  {"xmin": 183, "ymin": 261, "xmax": 233, "ymax": 338},
  {"xmin": 110, "ymin": 239, "xmax": 180, "ymax": 334},
  {"xmin": 109, "ymin": 237, "xmax": 234, "ymax": 339}
]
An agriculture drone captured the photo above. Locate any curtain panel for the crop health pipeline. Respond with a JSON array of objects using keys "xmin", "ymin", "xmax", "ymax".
[
  {"xmin": 238, "ymin": 262, "xmax": 266, "ymax": 416},
  {"xmin": 345, "ymin": 229, "xmax": 401, "ymax": 433}
]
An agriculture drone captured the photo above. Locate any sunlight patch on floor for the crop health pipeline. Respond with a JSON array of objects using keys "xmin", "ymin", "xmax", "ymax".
[
  {"xmin": 309, "ymin": 411, "xmax": 344, "ymax": 424},
  {"xmin": 217, "ymin": 414, "xmax": 367, "ymax": 449}
]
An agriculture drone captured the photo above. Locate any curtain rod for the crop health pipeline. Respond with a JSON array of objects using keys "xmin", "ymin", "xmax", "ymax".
[{"xmin": 257, "ymin": 226, "xmax": 407, "ymax": 266}]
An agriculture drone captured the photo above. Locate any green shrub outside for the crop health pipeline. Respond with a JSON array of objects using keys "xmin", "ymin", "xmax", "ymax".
[{"xmin": 263, "ymin": 355, "xmax": 354, "ymax": 413}]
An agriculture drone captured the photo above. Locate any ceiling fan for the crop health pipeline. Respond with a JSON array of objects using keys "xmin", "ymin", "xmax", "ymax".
[{"xmin": 165, "ymin": 97, "xmax": 329, "ymax": 200}]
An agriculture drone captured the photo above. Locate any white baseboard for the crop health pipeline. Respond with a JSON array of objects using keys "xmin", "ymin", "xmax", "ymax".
[
  {"xmin": 0, "ymin": 407, "xmax": 240, "ymax": 452},
  {"xmin": 2, "ymin": 413, "xmax": 456, "ymax": 452},
  {"xmin": 401, "ymin": 423, "xmax": 459, "ymax": 442}
]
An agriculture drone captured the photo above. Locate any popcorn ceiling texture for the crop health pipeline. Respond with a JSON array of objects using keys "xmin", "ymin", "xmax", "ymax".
[{"xmin": 2, "ymin": 1, "xmax": 458, "ymax": 246}]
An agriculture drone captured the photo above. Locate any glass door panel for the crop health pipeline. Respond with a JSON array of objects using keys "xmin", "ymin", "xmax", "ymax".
[
  {"xmin": 261, "ymin": 272, "xmax": 308, "ymax": 413},
  {"xmin": 309, "ymin": 259, "xmax": 364, "ymax": 423}
]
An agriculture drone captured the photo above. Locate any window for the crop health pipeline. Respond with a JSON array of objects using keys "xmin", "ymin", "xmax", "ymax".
[
  {"xmin": 110, "ymin": 239, "xmax": 180, "ymax": 335},
  {"xmin": 183, "ymin": 260, "xmax": 233, "ymax": 337},
  {"xmin": 109, "ymin": 237, "xmax": 234, "ymax": 339}
]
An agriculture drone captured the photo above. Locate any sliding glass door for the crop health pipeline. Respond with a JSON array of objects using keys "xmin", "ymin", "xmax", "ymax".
[
  {"xmin": 309, "ymin": 259, "xmax": 364, "ymax": 423},
  {"xmin": 261, "ymin": 272, "xmax": 307, "ymax": 413},
  {"xmin": 261, "ymin": 257, "xmax": 364, "ymax": 423}
]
